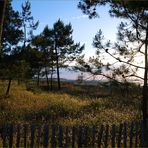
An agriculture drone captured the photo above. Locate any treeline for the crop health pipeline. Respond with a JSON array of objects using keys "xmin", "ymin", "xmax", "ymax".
[{"xmin": 0, "ymin": 0, "xmax": 84, "ymax": 94}]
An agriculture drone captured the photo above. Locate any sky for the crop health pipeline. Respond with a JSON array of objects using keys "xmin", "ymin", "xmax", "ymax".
[{"xmin": 12, "ymin": 0, "xmax": 123, "ymax": 80}]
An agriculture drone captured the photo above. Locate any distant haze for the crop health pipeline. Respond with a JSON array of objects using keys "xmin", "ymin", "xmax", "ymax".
[{"xmin": 60, "ymin": 68, "xmax": 80, "ymax": 80}]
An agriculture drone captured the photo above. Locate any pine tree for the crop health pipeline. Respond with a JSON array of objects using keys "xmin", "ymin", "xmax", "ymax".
[
  {"xmin": 1, "ymin": 0, "xmax": 23, "ymax": 95},
  {"xmin": 21, "ymin": 0, "xmax": 39, "ymax": 48},
  {"xmin": 0, "ymin": 0, "xmax": 7, "ymax": 50},
  {"xmin": 52, "ymin": 20, "xmax": 84, "ymax": 90},
  {"xmin": 32, "ymin": 20, "xmax": 84, "ymax": 90},
  {"xmin": 78, "ymin": 0, "xmax": 148, "ymax": 145}
]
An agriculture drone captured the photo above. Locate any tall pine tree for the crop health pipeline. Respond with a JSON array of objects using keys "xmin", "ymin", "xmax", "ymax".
[{"xmin": 1, "ymin": 0, "xmax": 23, "ymax": 95}]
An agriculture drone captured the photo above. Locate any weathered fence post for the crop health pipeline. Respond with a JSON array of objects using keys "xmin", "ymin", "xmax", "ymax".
[
  {"xmin": 98, "ymin": 124, "xmax": 103, "ymax": 148},
  {"xmin": 84, "ymin": 126, "xmax": 88, "ymax": 147},
  {"xmin": 78, "ymin": 126, "xmax": 82, "ymax": 148},
  {"xmin": 104, "ymin": 124, "xmax": 109, "ymax": 148},
  {"xmin": 112, "ymin": 124, "xmax": 116, "ymax": 148},
  {"xmin": 72, "ymin": 126, "xmax": 76, "ymax": 148},
  {"xmin": 135, "ymin": 121, "xmax": 139, "ymax": 148},
  {"xmin": 58, "ymin": 126, "xmax": 63, "ymax": 148},
  {"xmin": 23, "ymin": 124, "xmax": 28, "ymax": 148},
  {"xmin": 9, "ymin": 124, "xmax": 14, "ymax": 148},
  {"xmin": 65, "ymin": 126, "xmax": 69, "ymax": 148},
  {"xmin": 37, "ymin": 125, "xmax": 41, "ymax": 148},
  {"xmin": 129, "ymin": 122, "xmax": 134, "ymax": 148},
  {"xmin": 140, "ymin": 120, "xmax": 148, "ymax": 147},
  {"xmin": 16, "ymin": 124, "xmax": 21, "ymax": 148},
  {"xmin": 92, "ymin": 125, "xmax": 96, "ymax": 148},
  {"xmin": 117, "ymin": 123, "xmax": 123, "ymax": 148},
  {"xmin": 43, "ymin": 124, "xmax": 49, "ymax": 148},
  {"xmin": 51, "ymin": 125, "xmax": 56, "ymax": 148},
  {"xmin": 2, "ymin": 125, "xmax": 7, "ymax": 148},
  {"xmin": 123, "ymin": 122, "xmax": 127, "ymax": 148},
  {"xmin": 30, "ymin": 125, "xmax": 36, "ymax": 148}
]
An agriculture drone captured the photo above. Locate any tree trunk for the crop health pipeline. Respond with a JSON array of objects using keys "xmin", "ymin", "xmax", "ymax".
[
  {"xmin": 0, "ymin": 0, "xmax": 7, "ymax": 52},
  {"xmin": 143, "ymin": 24, "xmax": 148, "ymax": 122},
  {"xmin": 45, "ymin": 67, "xmax": 50, "ymax": 91},
  {"xmin": 141, "ymin": 24, "xmax": 148, "ymax": 147},
  {"xmin": 50, "ymin": 67, "xmax": 53, "ymax": 91},
  {"xmin": 6, "ymin": 78, "xmax": 12, "ymax": 95},
  {"xmin": 37, "ymin": 69, "xmax": 40, "ymax": 87},
  {"xmin": 55, "ymin": 48, "xmax": 61, "ymax": 90},
  {"xmin": 23, "ymin": 23, "xmax": 26, "ymax": 48}
]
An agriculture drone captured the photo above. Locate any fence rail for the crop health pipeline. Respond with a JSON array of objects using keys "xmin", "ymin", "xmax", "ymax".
[{"xmin": 0, "ymin": 120, "xmax": 147, "ymax": 147}]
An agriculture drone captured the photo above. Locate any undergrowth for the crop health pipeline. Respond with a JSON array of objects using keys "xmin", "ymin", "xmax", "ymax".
[{"xmin": 0, "ymin": 80, "xmax": 142, "ymax": 126}]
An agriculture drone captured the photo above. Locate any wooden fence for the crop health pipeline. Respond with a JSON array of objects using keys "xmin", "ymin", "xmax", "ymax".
[{"xmin": 0, "ymin": 120, "xmax": 147, "ymax": 147}]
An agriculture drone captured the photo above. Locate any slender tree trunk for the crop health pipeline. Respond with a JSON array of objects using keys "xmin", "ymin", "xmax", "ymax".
[
  {"xmin": 143, "ymin": 24, "xmax": 148, "ymax": 122},
  {"xmin": 50, "ymin": 67, "xmax": 53, "ymax": 91},
  {"xmin": 0, "ymin": 0, "xmax": 7, "ymax": 53},
  {"xmin": 23, "ymin": 23, "xmax": 26, "ymax": 48},
  {"xmin": 37, "ymin": 68, "xmax": 40, "ymax": 87},
  {"xmin": 55, "ymin": 48, "xmax": 61, "ymax": 90},
  {"xmin": 45, "ymin": 67, "xmax": 50, "ymax": 91},
  {"xmin": 6, "ymin": 78, "xmax": 12, "ymax": 95},
  {"xmin": 141, "ymin": 24, "xmax": 148, "ymax": 147}
]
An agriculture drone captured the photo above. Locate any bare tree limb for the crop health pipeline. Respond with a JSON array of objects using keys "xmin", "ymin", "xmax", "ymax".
[
  {"xmin": 124, "ymin": 74, "xmax": 144, "ymax": 80},
  {"xmin": 106, "ymin": 49, "xmax": 145, "ymax": 69}
]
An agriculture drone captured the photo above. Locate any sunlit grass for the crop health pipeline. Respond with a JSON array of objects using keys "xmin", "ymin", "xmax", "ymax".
[{"xmin": 0, "ymin": 80, "xmax": 142, "ymax": 126}]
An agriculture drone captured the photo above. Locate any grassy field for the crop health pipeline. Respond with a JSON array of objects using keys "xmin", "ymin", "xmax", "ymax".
[{"xmin": 0, "ymin": 80, "xmax": 142, "ymax": 126}]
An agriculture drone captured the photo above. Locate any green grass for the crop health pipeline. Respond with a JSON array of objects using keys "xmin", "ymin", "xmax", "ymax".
[{"xmin": 0, "ymin": 80, "xmax": 142, "ymax": 126}]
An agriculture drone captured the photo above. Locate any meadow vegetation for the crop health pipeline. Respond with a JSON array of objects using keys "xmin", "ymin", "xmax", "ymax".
[{"xmin": 0, "ymin": 80, "xmax": 142, "ymax": 126}]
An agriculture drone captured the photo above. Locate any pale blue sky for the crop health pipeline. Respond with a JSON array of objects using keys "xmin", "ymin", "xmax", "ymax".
[
  {"xmin": 12, "ymin": 0, "xmax": 122, "ymax": 79},
  {"xmin": 12, "ymin": 0, "xmax": 122, "ymax": 59}
]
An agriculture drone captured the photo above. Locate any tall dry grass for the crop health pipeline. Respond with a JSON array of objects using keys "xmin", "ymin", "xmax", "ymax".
[{"xmin": 0, "ymin": 80, "xmax": 142, "ymax": 126}]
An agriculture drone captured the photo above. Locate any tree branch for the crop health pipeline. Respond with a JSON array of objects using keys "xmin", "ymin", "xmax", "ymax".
[
  {"xmin": 124, "ymin": 74, "xmax": 144, "ymax": 80},
  {"xmin": 106, "ymin": 49, "xmax": 145, "ymax": 69},
  {"xmin": 122, "ymin": 3, "xmax": 147, "ymax": 30}
]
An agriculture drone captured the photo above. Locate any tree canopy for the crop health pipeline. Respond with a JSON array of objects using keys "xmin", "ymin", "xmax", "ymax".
[
  {"xmin": 31, "ymin": 20, "xmax": 84, "ymax": 90},
  {"xmin": 78, "ymin": 0, "xmax": 148, "ymax": 124}
]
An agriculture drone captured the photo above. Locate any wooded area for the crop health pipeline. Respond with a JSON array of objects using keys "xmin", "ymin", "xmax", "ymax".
[{"xmin": 0, "ymin": 0, "xmax": 148, "ymax": 146}]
